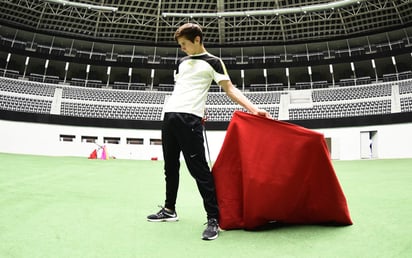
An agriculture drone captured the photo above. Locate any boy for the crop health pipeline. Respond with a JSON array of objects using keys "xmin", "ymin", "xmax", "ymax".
[{"xmin": 147, "ymin": 23, "xmax": 271, "ymax": 240}]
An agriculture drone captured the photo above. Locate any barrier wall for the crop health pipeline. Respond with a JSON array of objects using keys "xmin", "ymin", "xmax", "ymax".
[{"xmin": 1, "ymin": 119, "xmax": 411, "ymax": 160}]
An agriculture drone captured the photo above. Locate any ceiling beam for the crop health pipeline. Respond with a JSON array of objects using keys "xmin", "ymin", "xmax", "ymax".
[
  {"xmin": 162, "ymin": 0, "xmax": 363, "ymax": 18},
  {"xmin": 216, "ymin": 0, "xmax": 225, "ymax": 44},
  {"xmin": 41, "ymin": 0, "xmax": 118, "ymax": 12}
]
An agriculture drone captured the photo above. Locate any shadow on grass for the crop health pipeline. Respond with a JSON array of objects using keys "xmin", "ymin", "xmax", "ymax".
[{"xmin": 242, "ymin": 221, "xmax": 353, "ymax": 232}]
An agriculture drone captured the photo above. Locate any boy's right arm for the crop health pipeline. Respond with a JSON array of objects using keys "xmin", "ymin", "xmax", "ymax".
[{"xmin": 219, "ymin": 80, "xmax": 272, "ymax": 119}]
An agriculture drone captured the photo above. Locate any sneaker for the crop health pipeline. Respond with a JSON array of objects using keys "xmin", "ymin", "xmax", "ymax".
[
  {"xmin": 147, "ymin": 206, "xmax": 178, "ymax": 222},
  {"xmin": 202, "ymin": 218, "xmax": 219, "ymax": 240}
]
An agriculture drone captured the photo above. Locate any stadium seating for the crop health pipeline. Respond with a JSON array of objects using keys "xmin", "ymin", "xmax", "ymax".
[
  {"xmin": 400, "ymin": 97, "xmax": 412, "ymax": 112},
  {"xmin": 0, "ymin": 77, "xmax": 56, "ymax": 97},
  {"xmin": 399, "ymin": 80, "xmax": 412, "ymax": 95},
  {"xmin": 0, "ymin": 94, "xmax": 52, "ymax": 114},
  {"xmin": 62, "ymin": 87, "xmax": 168, "ymax": 104},
  {"xmin": 289, "ymin": 100, "xmax": 392, "ymax": 120},
  {"xmin": 312, "ymin": 83, "xmax": 392, "ymax": 102},
  {"xmin": 60, "ymin": 102, "xmax": 163, "ymax": 120},
  {"xmin": 1, "ymin": 76, "xmax": 412, "ymax": 122}
]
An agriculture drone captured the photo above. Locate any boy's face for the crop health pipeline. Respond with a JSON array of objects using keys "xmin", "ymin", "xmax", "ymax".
[{"xmin": 177, "ymin": 36, "xmax": 202, "ymax": 55}]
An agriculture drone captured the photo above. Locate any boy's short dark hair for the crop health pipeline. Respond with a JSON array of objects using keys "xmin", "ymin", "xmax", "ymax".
[{"xmin": 174, "ymin": 23, "xmax": 203, "ymax": 44}]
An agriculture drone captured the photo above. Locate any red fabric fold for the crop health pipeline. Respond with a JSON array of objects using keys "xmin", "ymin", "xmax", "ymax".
[{"xmin": 212, "ymin": 111, "xmax": 352, "ymax": 230}]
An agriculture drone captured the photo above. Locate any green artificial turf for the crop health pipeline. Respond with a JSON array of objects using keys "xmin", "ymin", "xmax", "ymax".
[{"xmin": 0, "ymin": 153, "xmax": 411, "ymax": 258}]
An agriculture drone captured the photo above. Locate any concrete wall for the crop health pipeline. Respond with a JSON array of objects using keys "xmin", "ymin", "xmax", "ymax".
[
  {"xmin": 319, "ymin": 123, "xmax": 412, "ymax": 160},
  {"xmin": 1, "ymin": 119, "xmax": 411, "ymax": 160}
]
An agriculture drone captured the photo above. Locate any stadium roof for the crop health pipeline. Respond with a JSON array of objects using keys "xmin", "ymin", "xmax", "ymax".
[{"xmin": 0, "ymin": 0, "xmax": 412, "ymax": 46}]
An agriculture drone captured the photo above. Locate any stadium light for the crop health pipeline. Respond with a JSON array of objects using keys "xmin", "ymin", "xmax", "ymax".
[
  {"xmin": 128, "ymin": 68, "xmax": 133, "ymax": 90},
  {"xmin": 106, "ymin": 66, "xmax": 111, "ymax": 86},
  {"xmin": 308, "ymin": 66, "xmax": 313, "ymax": 88},
  {"xmin": 4, "ymin": 53, "xmax": 11, "ymax": 77},
  {"xmin": 391, "ymin": 56, "xmax": 397, "ymax": 65},
  {"xmin": 42, "ymin": 0, "xmax": 118, "ymax": 12},
  {"xmin": 64, "ymin": 62, "xmax": 70, "ymax": 83},
  {"xmin": 330, "ymin": 64, "xmax": 335, "ymax": 87},
  {"xmin": 150, "ymin": 69, "xmax": 155, "ymax": 90},
  {"xmin": 43, "ymin": 60, "xmax": 49, "ymax": 83},
  {"xmin": 286, "ymin": 68, "xmax": 290, "ymax": 89},
  {"xmin": 371, "ymin": 59, "xmax": 378, "ymax": 82},
  {"xmin": 241, "ymin": 69, "xmax": 245, "ymax": 91},
  {"xmin": 392, "ymin": 56, "xmax": 399, "ymax": 80},
  {"xmin": 85, "ymin": 64, "xmax": 90, "ymax": 86},
  {"xmin": 350, "ymin": 62, "xmax": 357, "ymax": 85},
  {"xmin": 23, "ymin": 57, "xmax": 30, "ymax": 78},
  {"xmin": 162, "ymin": 0, "xmax": 364, "ymax": 18},
  {"xmin": 263, "ymin": 69, "xmax": 268, "ymax": 90}
]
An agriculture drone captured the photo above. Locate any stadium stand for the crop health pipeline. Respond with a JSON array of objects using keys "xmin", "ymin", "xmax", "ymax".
[
  {"xmin": 1, "ymin": 76, "xmax": 411, "ymax": 122},
  {"xmin": 289, "ymin": 100, "xmax": 392, "ymax": 120},
  {"xmin": 60, "ymin": 102, "xmax": 163, "ymax": 120},
  {"xmin": 312, "ymin": 83, "xmax": 392, "ymax": 102},
  {"xmin": 0, "ymin": 77, "xmax": 56, "ymax": 97},
  {"xmin": 0, "ymin": 95, "xmax": 52, "ymax": 114},
  {"xmin": 1, "ymin": 1, "xmax": 412, "ymax": 126},
  {"xmin": 62, "ymin": 87, "xmax": 168, "ymax": 104},
  {"xmin": 399, "ymin": 80, "xmax": 412, "ymax": 95}
]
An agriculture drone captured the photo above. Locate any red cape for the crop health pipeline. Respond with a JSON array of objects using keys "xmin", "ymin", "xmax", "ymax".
[{"xmin": 212, "ymin": 111, "xmax": 352, "ymax": 230}]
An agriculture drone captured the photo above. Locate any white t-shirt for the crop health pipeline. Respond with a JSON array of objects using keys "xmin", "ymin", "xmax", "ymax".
[{"xmin": 163, "ymin": 52, "xmax": 230, "ymax": 118}]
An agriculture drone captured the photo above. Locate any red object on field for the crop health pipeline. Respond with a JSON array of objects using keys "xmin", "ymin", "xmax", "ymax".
[
  {"xmin": 212, "ymin": 111, "xmax": 352, "ymax": 230},
  {"xmin": 88, "ymin": 149, "xmax": 97, "ymax": 159}
]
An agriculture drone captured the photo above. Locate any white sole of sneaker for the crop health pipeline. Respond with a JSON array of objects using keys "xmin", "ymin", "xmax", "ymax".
[
  {"xmin": 147, "ymin": 217, "xmax": 179, "ymax": 222},
  {"xmin": 202, "ymin": 233, "xmax": 218, "ymax": 240}
]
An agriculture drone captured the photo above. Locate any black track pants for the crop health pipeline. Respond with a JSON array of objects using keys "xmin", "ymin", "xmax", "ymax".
[{"xmin": 162, "ymin": 112, "xmax": 219, "ymax": 220}]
